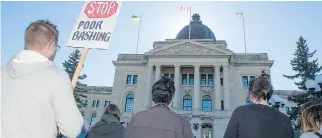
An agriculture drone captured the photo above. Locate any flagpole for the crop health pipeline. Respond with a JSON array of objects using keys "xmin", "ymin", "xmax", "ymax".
[
  {"xmin": 242, "ymin": 11, "xmax": 247, "ymax": 54},
  {"xmin": 135, "ymin": 14, "xmax": 142, "ymax": 54},
  {"xmin": 188, "ymin": 6, "xmax": 191, "ymax": 39}
]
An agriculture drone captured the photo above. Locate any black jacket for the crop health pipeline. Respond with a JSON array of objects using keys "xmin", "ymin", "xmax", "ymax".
[
  {"xmin": 86, "ymin": 114, "xmax": 124, "ymax": 138},
  {"xmin": 224, "ymin": 104, "xmax": 294, "ymax": 138}
]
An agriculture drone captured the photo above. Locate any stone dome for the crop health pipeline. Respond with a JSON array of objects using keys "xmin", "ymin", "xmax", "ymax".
[{"xmin": 175, "ymin": 13, "xmax": 216, "ymax": 41}]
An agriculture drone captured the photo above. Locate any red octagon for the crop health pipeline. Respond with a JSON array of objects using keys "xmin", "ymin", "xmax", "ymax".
[{"xmin": 84, "ymin": 1, "xmax": 118, "ymax": 18}]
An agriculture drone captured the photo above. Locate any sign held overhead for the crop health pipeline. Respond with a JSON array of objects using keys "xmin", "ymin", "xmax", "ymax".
[{"xmin": 67, "ymin": 1, "xmax": 123, "ymax": 49}]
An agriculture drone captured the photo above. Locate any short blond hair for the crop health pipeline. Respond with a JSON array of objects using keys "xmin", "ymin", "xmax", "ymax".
[
  {"xmin": 25, "ymin": 20, "xmax": 59, "ymax": 49},
  {"xmin": 301, "ymin": 98, "xmax": 322, "ymax": 133}
]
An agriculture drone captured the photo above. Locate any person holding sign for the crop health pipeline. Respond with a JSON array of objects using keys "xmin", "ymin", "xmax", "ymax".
[{"xmin": 1, "ymin": 20, "xmax": 83, "ymax": 138}]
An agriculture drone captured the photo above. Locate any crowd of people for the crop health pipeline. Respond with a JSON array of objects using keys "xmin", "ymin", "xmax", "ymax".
[{"xmin": 2, "ymin": 20, "xmax": 322, "ymax": 138}]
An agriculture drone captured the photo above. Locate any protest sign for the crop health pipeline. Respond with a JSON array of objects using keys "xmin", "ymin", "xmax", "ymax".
[
  {"xmin": 67, "ymin": 1, "xmax": 123, "ymax": 89},
  {"xmin": 67, "ymin": 1, "xmax": 123, "ymax": 49}
]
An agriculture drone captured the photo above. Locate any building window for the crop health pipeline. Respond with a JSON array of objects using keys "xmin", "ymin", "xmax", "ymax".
[
  {"xmin": 201, "ymin": 74, "xmax": 206, "ymax": 85},
  {"xmin": 208, "ymin": 74, "xmax": 213, "ymax": 86},
  {"xmin": 125, "ymin": 93, "xmax": 134, "ymax": 112},
  {"xmin": 221, "ymin": 100, "xmax": 224, "ymax": 110},
  {"xmin": 92, "ymin": 100, "xmax": 96, "ymax": 107},
  {"xmin": 242, "ymin": 76, "xmax": 248, "ymax": 87},
  {"xmin": 286, "ymin": 107, "xmax": 290, "ymax": 113},
  {"xmin": 126, "ymin": 75, "xmax": 132, "ymax": 84},
  {"xmin": 250, "ymin": 76, "xmax": 255, "ymax": 82},
  {"xmin": 182, "ymin": 74, "xmax": 187, "ymax": 85},
  {"xmin": 90, "ymin": 112, "xmax": 97, "ymax": 125},
  {"xmin": 84, "ymin": 100, "xmax": 88, "ymax": 107},
  {"xmin": 189, "ymin": 74, "xmax": 194, "ymax": 85},
  {"xmin": 183, "ymin": 95, "xmax": 192, "ymax": 111},
  {"xmin": 96, "ymin": 100, "xmax": 100, "ymax": 107},
  {"xmin": 104, "ymin": 101, "xmax": 111, "ymax": 107},
  {"xmin": 133, "ymin": 75, "xmax": 138, "ymax": 84},
  {"xmin": 164, "ymin": 74, "xmax": 169, "ymax": 78},
  {"xmin": 242, "ymin": 76, "xmax": 256, "ymax": 87},
  {"xmin": 171, "ymin": 74, "xmax": 175, "ymax": 81},
  {"xmin": 202, "ymin": 95, "xmax": 212, "ymax": 112},
  {"xmin": 220, "ymin": 78, "xmax": 223, "ymax": 86}
]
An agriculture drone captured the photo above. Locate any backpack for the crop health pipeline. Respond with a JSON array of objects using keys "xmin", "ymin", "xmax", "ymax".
[{"xmin": 315, "ymin": 132, "xmax": 322, "ymax": 138}]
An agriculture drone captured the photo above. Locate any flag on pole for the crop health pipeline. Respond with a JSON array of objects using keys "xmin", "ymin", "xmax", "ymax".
[
  {"xmin": 236, "ymin": 10, "xmax": 247, "ymax": 53},
  {"xmin": 180, "ymin": 6, "xmax": 192, "ymax": 39},
  {"xmin": 180, "ymin": 6, "xmax": 190, "ymax": 12},
  {"xmin": 131, "ymin": 14, "xmax": 143, "ymax": 54},
  {"xmin": 131, "ymin": 15, "xmax": 141, "ymax": 21},
  {"xmin": 236, "ymin": 11, "xmax": 244, "ymax": 18}
]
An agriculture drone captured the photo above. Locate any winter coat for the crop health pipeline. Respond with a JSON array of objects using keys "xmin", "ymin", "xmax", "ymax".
[
  {"xmin": 86, "ymin": 114, "xmax": 124, "ymax": 138},
  {"xmin": 224, "ymin": 104, "xmax": 294, "ymax": 138},
  {"xmin": 124, "ymin": 104, "xmax": 193, "ymax": 138}
]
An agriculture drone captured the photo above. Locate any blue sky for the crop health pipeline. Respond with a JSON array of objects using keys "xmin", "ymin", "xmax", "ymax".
[{"xmin": 2, "ymin": 1, "xmax": 322, "ymax": 90}]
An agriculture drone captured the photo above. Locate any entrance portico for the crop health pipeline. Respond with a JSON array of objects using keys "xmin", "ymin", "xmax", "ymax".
[
  {"xmin": 144, "ymin": 64, "xmax": 231, "ymax": 112},
  {"xmin": 144, "ymin": 40, "xmax": 233, "ymax": 112}
]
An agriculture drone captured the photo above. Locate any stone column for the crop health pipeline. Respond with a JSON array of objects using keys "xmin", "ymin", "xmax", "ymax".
[
  {"xmin": 173, "ymin": 65, "xmax": 181, "ymax": 112},
  {"xmin": 223, "ymin": 65, "xmax": 231, "ymax": 110},
  {"xmin": 193, "ymin": 65, "xmax": 201, "ymax": 115},
  {"xmin": 214, "ymin": 66, "xmax": 221, "ymax": 110},
  {"xmin": 144, "ymin": 65, "xmax": 154, "ymax": 109},
  {"xmin": 155, "ymin": 65, "xmax": 161, "ymax": 82}
]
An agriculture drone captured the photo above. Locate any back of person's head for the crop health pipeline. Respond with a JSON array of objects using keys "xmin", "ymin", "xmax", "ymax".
[
  {"xmin": 250, "ymin": 73, "xmax": 273, "ymax": 102},
  {"xmin": 104, "ymin": 104, "xmax": 121, "ymax": 121},
  {"xmin": 301, "ymin": 98, "xmax": 322, "ymax": 133},
  {"xmin": 25, "ymin": 20, "xmax": 59, "ymax": 60},
  {"xmin": 152, "ymin": 77, "xmax": 175, "ymax": 105}
]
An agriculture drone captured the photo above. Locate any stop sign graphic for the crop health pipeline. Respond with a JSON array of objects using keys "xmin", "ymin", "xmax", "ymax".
[{"xmin": 84, "ymin": 1, "xmax": 119, "ymax": 18}]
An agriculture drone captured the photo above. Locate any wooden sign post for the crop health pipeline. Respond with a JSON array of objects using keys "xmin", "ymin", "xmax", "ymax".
[
  {"xmin": 66, "ymin": 1, "xmax": 123, "ymax": 89},
  {"xmin": 71, "ymin": 48, "xmax": 89, "ymax": 89}
]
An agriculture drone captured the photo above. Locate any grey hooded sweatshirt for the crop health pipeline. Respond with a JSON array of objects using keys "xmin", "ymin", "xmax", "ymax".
[{"xmin": 1, "ymin": 50, "xmax": 83, "ymax": 138}]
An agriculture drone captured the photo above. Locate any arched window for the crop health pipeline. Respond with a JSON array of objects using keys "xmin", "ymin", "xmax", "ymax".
[
  {"xmin": 202, "ymin": 95, "xmax": 212, "ymax": 112},
  {"xmin": 90, "ymin": 112, "xmax": 97, "ymax": 125},
  {"xmin": 183, "ymin": 95, "xmax": 192, "ymax": 111},
  {"xmin": 125, "ymin": 93, "xmax": 134, "ymax": 112}
]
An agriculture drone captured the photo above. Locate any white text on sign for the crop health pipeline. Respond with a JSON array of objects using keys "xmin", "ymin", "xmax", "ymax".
[
  {"xmin": 86, "ymin": 1, "xmax": 116, "ymax": 15},
  {"xmin": 84, "ymin": 1, "xmax": 118, "ymax": 18}
]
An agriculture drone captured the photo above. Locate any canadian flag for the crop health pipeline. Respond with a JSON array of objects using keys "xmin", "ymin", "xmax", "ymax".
[{"xmin": 180, "ymin": 6, "xmax": 190, "ymax": 12}]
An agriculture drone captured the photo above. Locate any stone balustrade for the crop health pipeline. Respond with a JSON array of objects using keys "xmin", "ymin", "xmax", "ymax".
[{"xmin": 117, "ymin": 54, "xmax": 147, "ymax": 61}]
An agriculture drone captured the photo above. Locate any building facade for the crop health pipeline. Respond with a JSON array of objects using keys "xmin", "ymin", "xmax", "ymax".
[
  {"xmin": 112, "ymin": 42, "xmax": 273, "ymax": 138},
  {"xmin": 80, "ymin": 14, "xmax": 286, "ymax": 138}
]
